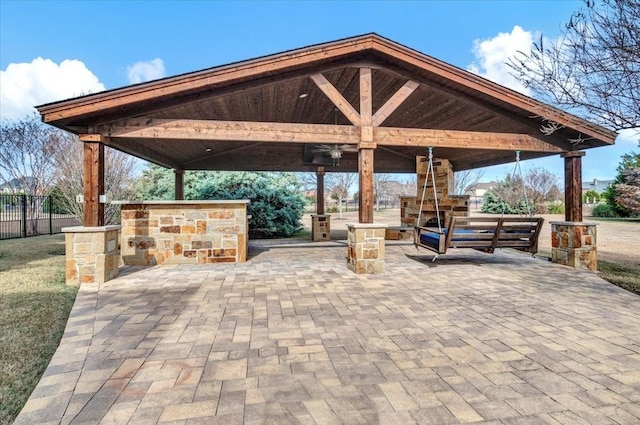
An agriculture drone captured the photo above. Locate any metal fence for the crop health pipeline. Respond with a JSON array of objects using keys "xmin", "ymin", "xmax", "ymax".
[{"xmin": 0, "ymin": 194, "xmax": 80, "ymax": 240}]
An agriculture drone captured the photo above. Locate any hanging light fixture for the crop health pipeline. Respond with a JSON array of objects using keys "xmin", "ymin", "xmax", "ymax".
[{"xmin": 329, "ymin": 146, "xmax": 342, "ymax": 167}]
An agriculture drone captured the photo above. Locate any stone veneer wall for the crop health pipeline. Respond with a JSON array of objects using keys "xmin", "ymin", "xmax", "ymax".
[
  {"xmin": 119, "ymin": 201, "xmax": 248, "ymax": 265},
  {"xmin": 400, "ymin": 156, "xmax": 470, "ymax": 227},
  {"xmin": 311, "ymin": 214, "xmax": 330, "ymax": 241},
  {"xmin": 347, "ymin": 223, "xmax": 387, "ymax": 274},
  {"xmin": 551, "ymin": 221, "xmax": 597, "ymax": 271},
  {"xmin": 63, "ymin": 225, "xmax": 121, "ymax": 285}
]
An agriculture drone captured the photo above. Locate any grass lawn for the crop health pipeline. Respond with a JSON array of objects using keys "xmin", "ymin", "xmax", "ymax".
[
  {"xmin": 0, "ymin": 235, "xmax": 77, "ymax": 425},
  {"xmin": 598, "ymin": 260, "xmax": 640, "ymax": 296}
]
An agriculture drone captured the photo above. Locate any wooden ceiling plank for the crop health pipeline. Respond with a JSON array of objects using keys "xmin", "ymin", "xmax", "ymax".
[
  {"xmin": 373, "ymin": 41, "xmax": 616, "ymax": 143},
  {"xmin": 310, "ymin": 73, "xmax": 361, "ymax": 125},
  {"xmin": 375, "ymin": 127, "xmax": 566, "ymax": 153},
  {"xmin": 101, "ymin": 138, "xmax": 182, "ymax": 169},
  {"xmin": 103, "ymin": 118, "xmax": 360, "ymax": 144},
  {"xmin": 183, "ymin": 142, "xmax": 262, "ymax": 167},
  {"xmin": 372, "ymin": 80, "xmax": 419, "ymax": 127}
]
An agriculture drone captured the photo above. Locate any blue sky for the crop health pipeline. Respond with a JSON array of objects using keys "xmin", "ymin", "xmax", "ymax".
[{"xmin": 1, "ymin": 0, "xmax": 637, "ymax": 183}]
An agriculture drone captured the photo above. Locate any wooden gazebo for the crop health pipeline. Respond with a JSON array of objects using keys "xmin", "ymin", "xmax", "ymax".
[{"xmin": 38, "ymin": 34, "xmax": 615, "ymax": 279}]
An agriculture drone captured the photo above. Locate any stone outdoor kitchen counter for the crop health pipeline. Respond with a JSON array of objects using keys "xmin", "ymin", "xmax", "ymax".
[{"xmin": 115, "ymin": 200, "xmax": 249, "ymax": 266}]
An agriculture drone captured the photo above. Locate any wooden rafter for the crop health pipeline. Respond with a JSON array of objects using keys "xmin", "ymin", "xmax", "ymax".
[
  {"xmin": 372, "ymin": 80, "xmax": 419, "ymax": 127},
  {"xmin": 310, "ymin": 73, "xmax": 361, "ymax": 125}
]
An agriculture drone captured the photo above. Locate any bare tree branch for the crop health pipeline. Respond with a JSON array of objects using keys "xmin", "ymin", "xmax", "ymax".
[
  {"xmin": 509, "ymin": 0, "xmax": 640, "ymax": 133},
  {"xmin": 51, "ymin": 133, "xmax": 139, "ymax": 225}
]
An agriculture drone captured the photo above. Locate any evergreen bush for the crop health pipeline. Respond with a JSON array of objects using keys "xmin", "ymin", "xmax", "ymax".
[{"xmin": 591, "ymin": 203, "xmax": 619, "ymax": 218}]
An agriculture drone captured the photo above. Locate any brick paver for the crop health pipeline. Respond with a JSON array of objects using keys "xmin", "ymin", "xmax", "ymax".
[{"xmin": 14, "ymin": 241, "xmax": 640, "ymax": 424}]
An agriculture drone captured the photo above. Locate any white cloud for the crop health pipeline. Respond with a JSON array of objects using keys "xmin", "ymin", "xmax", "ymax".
[
  {"xmin": 0, "ymin": 57, "xmax": 105, "ymax": 120},
  {"xmin": 616, "ymin": 128, "xmax": 640, "ymax": 146},
  {"xmin": 467, "ymin": 25, "xmax": 535, "ymax": 95},
  {"xmin": 126, "ymin": 58, "xmax": 165, "ymax": 84}
]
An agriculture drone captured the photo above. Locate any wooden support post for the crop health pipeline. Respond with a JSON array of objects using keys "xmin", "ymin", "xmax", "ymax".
[
  {"xmin": 82, "ymin": 141, "xmax": 105, "ymax": 227},
  {"xmin": 359, "ymin": 148, "xmax": 374, "ymax": 223},
  {"xmin": 174, "ymin": 169, "xmax": 184, "ymax": 201},
  {"xmin": 562, "ymin": 151, "xmax": 585, "ymax": 222},
  {"xmin": 316, "ymin": 166, "xmax": 325, "ymax": 215},
  {"xmin": 358, "ymin": 68, "xmax": 375, "ymax": 224}
]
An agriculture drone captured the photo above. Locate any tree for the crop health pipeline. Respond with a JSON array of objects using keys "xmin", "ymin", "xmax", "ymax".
[
  {"xmin": 481, "ymin": 167, "xmax": 561, "ymax": 214},
  {"xmin": 134, "ymin": 164, "xmax": 210, "ymax": 200},
  {"xmin": 0, "ymin": 114, "xmax": 58, "ymax": 196},
  {"xmin": 0, "ymin": 115, "xmax": 62, "ymax": 234},
  {"xmin": 373, "ymin": 173, "xmax": 391, "ymax": 210},
  {"xmin": 197, "ymin": 172, "xmax": 306, "ymax": 237},
  {"xmin": 602, "ymin": 152, "xmax": 640, "ymax": 216},
  {"xmin": 51, "ymin": 133, "xmax": 139, "ymax": 225},
  {"xmin": 453, "ymin": 169, "xmax": 485, "ymax": 195},
  {"xmin": 325, "ymin": 173, "xmax": 357, "ymax": 218},
  {"xmin": 135, "ymin": 166, "xmax": 306, "ymax": 237},
  {"xmin": 509, "ymin": 0, "xmax": 640, "ymax": 133},
  {"xmin": 522, "ymin": 167, "xmax": 562, "ymax": 213},
  {"xmin": 615, "ymin": 168, "xmax": 640, "ymax": 214}
]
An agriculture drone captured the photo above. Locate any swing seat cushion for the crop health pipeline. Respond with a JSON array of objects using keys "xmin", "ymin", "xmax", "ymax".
[{"xmin": 419, "ymin": 228, "xmax": 479, "ymax": 247}]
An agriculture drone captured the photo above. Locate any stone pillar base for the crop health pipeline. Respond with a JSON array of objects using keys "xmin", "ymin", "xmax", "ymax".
[
  {"xmin": 551, "ymin": 221, "xmax": 597, "ymax": 271},
  {"xmin": 63, "ymin": 225, "xmax": 121, "ymax": 285},
  {"xmin": 346, "ymin": 223, "xmax": 387, "ymax": 274},
  {"xmin": 311, "ymin": 214, "xmax": 331, "ymax": 241}
]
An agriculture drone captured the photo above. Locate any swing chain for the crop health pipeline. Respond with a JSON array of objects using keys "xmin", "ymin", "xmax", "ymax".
[{"xmin": 416, "ymin": 147, "xmax": 442, "ymax": 232}]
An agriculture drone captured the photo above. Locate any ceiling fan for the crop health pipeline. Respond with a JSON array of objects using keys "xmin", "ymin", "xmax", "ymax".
[
  {"xmin": 311, "ymin": 108, "xmax": 358, "ymax": 166},
  {"xmin": 311, "ymin": 144, "xmax": 358, "ymax": 166}
]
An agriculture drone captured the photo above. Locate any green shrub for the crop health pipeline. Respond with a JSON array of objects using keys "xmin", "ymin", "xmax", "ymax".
[
  {"xmin": 481, "ymin": 190, "xmax": 525, "ymax": 214},
  {"xmin": 547, "ymin": 202, "xmax": 565, "ymax": 214},
  {"xmin": 196, "ymin": 172, "xmax": 305, "ymax": 238},
  {"xmin": 591, "ymin": 203, "xmax": 619, "ymax": 218}
]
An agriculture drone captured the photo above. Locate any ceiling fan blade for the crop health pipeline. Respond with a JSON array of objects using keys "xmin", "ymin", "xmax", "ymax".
[
  {"xmin": 340, "ymin": 145, "xmax": 359, "ymax": 152},
  {"xmin": 311, "ymin": 144, "xmax": 334, "ymax": 152}
]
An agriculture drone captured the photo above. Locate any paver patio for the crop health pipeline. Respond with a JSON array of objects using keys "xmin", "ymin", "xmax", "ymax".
[{"xmin": 14, "ymin": 241, "xmax": 640, "ymax": 424}]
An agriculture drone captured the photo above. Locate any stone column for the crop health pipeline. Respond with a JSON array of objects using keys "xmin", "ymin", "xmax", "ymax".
[
  {"xmin": 346, "ymin": 223, "xmax": 387, "ymax": 274},
  {"xmin": 311, "ymin": 214, "xmax": 330, "ymax": 241},
  {"xmin": 551, "ymin": 221, "xmax": 597, "ymax": 271},
  {"xmin": 63, "ymin": 225, "xmax": 121, "ymax": 285}
]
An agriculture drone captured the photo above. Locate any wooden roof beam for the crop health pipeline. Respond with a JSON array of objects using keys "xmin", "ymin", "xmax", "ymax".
[
  {"xmin": 375, "ymin": 127, "xmax": 566, "ymax": 153},
  {"xmin": 101, "ymin": 118, "xmax": 360, "ymax": 144}
]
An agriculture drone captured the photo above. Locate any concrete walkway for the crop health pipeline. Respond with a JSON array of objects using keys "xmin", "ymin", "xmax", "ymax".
[{"xmin": 15, "ymin": 241, "xmax": 640, "ymax": 424}]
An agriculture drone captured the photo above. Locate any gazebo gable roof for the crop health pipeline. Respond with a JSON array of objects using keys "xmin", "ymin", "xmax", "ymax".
[{"xmin": 37, "ymin": 33, "xmax": 616, "ymax": 173}]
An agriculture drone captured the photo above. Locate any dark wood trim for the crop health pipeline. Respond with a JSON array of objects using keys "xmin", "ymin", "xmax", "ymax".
[
  {"xmin": 82, "ymin": 141, "xmax": 105, "ymax": 227},
  {"xmin": 562, "ymin": 151, "xmax": 585, "ymax": 222},
  {"xmin": 174, "ymin": 169, "xmax": 184, "ymax": 201},
  {"xmin": 316, "ymin": 167, "xmax": 325, "ymax": 215}
]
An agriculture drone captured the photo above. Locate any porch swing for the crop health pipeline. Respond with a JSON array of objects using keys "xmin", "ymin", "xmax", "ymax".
[{"xmin": 413, "ymin": 148, "xmax": 544, "ymax": 260}]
